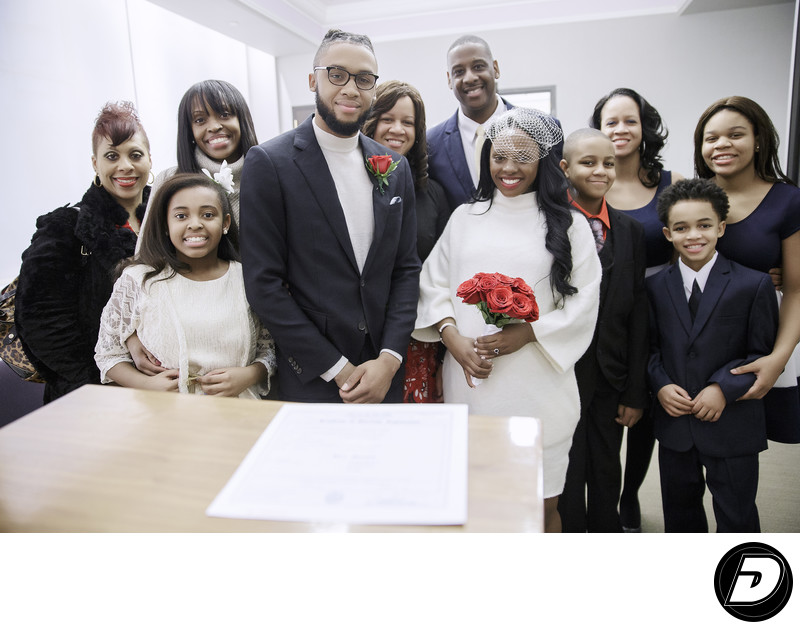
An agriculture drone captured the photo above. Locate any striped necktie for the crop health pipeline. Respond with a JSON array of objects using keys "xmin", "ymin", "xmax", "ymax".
[
  {"xmin": 588, "ymin": 217, "xmax": 605, "ymax": 253},
  {"xmin": 474, "ymin": 125, "xmax": 486, "ymax": 176}
]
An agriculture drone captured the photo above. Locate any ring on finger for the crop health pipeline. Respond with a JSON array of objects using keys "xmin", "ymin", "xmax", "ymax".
[{"xmin": 493, "ymin": 348, "xmax": 500, "ymax": 356}]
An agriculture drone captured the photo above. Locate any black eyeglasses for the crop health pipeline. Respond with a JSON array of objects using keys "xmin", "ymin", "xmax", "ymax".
[{"xmin": 314, "ymin": 66, "xmax": 378, "ymax": 90}]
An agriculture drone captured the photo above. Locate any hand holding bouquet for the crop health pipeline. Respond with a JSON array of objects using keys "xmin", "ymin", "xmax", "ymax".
[
  {"xmin": 456, "ymin": 272, "xmax": 539, "ymax": 385},
  {"xmin": 457, "ymin": 272, "xmax": 539, "ymax": 326}
]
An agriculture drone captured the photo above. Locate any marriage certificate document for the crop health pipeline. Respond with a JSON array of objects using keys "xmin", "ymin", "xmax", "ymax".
[{"xmin": 207, "ymin": 404, "xmax": 469, "ymax": 525}]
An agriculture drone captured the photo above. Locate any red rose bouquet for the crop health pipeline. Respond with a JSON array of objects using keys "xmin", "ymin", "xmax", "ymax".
[
  {"xmin": 456, "ymin": 272, "xmax": 539, "ymax": 327},
  {"xmin": 365, "ymin": 154, "xmax": 398, "ymax": 194},
  {"xmin": 456, "ymin": 272, "xmax": 539, "ymax": 385}
]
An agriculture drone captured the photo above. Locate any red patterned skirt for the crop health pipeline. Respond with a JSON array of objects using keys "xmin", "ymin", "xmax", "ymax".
[{"xmin": 403, "ymin": 340, "xmax": 442, "ymax": 403}]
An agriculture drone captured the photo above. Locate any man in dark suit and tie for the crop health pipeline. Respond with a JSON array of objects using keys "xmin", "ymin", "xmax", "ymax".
[
  {"xmin": 240, "ymin": 29, "xmax": 420, "ymax": 403},
  {"xmin": 427, "ymin": 35, "xmax": 563, "ymax": 212},
  {"xmin": 426, "ymin": 35, "xmax": 512, "ymax": 211}
]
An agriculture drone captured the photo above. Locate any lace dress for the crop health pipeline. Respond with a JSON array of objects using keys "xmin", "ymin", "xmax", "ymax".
[{"xmin": 95, "ymin": 261, "xmax": 275, "ymax": 399}]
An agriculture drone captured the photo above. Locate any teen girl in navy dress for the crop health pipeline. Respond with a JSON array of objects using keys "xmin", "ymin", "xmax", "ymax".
[
  {"xmin": 694, "ymin": 96, "xmax": 800, "ymax": 444},
  {"xmin": 591, "ymin": 88, "xmax": 684, "ymax": 531}
]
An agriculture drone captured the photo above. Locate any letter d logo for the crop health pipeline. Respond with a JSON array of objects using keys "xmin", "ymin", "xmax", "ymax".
[{"xmin": 715, "ymin": 542, "xmax": 793, "ymax": 621}]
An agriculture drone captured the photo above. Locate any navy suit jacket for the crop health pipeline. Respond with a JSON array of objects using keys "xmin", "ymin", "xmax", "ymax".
[
  {"xmin": 646, "ymin": 254, "xmax": 778, "ymax": 457},
  {"xmin": 239, "ymin": 116, "xmax": 421, "ymax": 402},
  {"xmin": 427, "ymin": 98, "xmax": 562, "ymax": 211}
]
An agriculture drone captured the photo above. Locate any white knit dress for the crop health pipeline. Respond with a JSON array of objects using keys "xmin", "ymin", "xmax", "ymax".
[
  {"xmin": 95, "ymin": 261, "xmax": 275, "ymax": 399},
  {"xmin": 414, "ymin": 191, "xmax": 601, "ymax": 497}
]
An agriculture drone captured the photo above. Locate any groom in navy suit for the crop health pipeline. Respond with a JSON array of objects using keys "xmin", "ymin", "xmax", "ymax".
[{"xmin": 240, "ymin": 29, "xmax": 420, "ymax": 403}]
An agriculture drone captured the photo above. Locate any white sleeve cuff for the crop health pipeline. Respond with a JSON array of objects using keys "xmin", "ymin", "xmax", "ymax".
[
  {"xmin": 380, "ymin": 348, "xmax": 403, "ymax": 364},
  {"xmin": 320, "ymin": 355, "xmax": 348, "ymax": 382}
]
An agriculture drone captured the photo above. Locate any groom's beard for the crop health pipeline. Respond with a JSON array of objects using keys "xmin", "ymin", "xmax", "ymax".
[{"xmin": 315, "ymin": 91, "xmax": 371, "ymax": 137}]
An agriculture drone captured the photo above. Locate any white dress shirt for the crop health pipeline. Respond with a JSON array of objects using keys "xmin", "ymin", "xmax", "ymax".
[
  {"xmin": 457, "ymin": 98, "xmax": 507, "ymax": 186},
  {"xmin": 678, "ymin": 252, "xmax": 718, "ymax": 302}
]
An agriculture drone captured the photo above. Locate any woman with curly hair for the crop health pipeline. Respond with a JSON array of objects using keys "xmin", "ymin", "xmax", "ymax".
[
  {"xmin": 590, "ymin": 87, "xmax": 684, "ymax": 532},
  {"xmin": 362, "ymin": 80, "xmax": 450, "ymax": 403}
]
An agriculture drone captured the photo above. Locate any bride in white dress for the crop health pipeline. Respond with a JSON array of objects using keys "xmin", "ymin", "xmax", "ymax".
[{"xmin": 414, "ymin": 109, "xmax": 601, "ymax": 532}]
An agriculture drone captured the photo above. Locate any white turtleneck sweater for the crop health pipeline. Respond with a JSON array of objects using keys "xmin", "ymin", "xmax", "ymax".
[
  {"xmin": 311, "ymin": 117, "xmax": 402, "ymax": 380},
  {"xmin": 311, "ymin": 119, "xmax": 375, "ymax": 272}
]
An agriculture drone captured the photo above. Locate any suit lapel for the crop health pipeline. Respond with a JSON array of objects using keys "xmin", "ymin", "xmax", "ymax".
[
  {"xmin": 443, "ymin": 114, "xmax": 474, "ymax": 201},
  {"xmin": 689, "ymin": 256, "xmax": 731, "ymax": 342},
  {"xmin": 292, "ymin": 118, "xmax": 359, "ymax": 273},
  {"xmin": 441, "ymin": 100, "xmax": 513, "ymax": 202},
  {"xmin": 361, "ymin": 135, "xmax": 394, "ymax": 276},
  {"xmin": 665, "ymin": 264, "xmax": 693, "ymax": 337},
  {"xmin": 599, "ymin": 210, "xmax": 621, "ymax": 302}
]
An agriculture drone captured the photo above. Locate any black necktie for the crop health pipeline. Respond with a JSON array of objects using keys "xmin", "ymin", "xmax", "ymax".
[{"xmin": 689, "ymin": 279, "xmax": 702, "ymax": 321}]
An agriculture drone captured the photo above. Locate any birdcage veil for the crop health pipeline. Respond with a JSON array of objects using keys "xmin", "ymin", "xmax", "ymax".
[{"xmin": 485, "ymin": 107, "xmax": 563, "ymax": 163}]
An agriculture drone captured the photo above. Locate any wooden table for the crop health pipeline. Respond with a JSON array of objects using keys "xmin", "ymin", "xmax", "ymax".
[{"xmin": 0, "ymin": 385, "xmax": 543, "ymax": 532}]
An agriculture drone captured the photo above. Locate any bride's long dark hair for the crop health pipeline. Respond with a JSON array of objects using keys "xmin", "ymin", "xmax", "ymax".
[{"xmin": 473, "ymin": 127, "xmax": 577, "ymax": 305}]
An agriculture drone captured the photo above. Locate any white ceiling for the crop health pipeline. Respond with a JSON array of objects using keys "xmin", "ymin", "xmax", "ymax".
[{"xmin": 148, "ymin": 0, "xmax": 792, "ymax": 57}]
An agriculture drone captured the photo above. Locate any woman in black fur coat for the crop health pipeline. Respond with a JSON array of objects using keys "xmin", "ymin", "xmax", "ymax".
[{"xmin": 16, "ymin": 102, "xmax": 152, "ymax": 403}]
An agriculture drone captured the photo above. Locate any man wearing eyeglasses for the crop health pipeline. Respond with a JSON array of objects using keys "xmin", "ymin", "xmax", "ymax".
[{"xmin": 240, "ymin": 29, "xmax": 420, "ymax": 404}]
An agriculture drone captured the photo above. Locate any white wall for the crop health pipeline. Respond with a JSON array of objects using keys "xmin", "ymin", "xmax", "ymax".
[
  {"xmin": 0, "ymin": 0, "xmax": 278, "ymax": 281},
  {"xmin": 2, "ymin": 1, "xmax": 795, "ymax": 282},
  {"xmin": 279, "ymin": 3, "xmax": 794, "ymax": 183}
]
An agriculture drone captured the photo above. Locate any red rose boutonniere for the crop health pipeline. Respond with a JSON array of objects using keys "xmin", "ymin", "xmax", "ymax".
[{"xmin": 366, "ymin": 154, "xmax": 399, "ymax": 194}]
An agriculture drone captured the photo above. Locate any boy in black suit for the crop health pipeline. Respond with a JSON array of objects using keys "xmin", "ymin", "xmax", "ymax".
[
  {"xmin": 558, "ymin": 129, "xmax": 649, "ymax": 532},
  {"xmin": 648, "ymin": 178, "xmax": 778, "ymax": 532}
]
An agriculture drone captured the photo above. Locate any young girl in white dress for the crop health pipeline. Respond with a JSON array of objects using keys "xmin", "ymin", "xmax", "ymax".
[
  {"xmin": 95, "ymin": 173, "xmax": 275, "ymax": 399},
  {"xmin": 414, "ymin": 109, "xmax": 602, "ymax": 532},
  {"xmin": 130, "ymin": 81, "xmax": 261, "ymax": 382}
]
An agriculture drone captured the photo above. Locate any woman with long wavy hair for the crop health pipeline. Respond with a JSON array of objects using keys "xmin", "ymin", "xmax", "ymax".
[
  {"xmin": 414, "ymin": 108, "xmax": 602, "ymax": 531},
  {"xmin": 363, "ymin": 80, "xmax": 450, "ymax": 403},
  {"xmin": 590, "ymin": 87, "xmax": 685, "ymax": 531},
  {"xmin": 694, "ymin": 95, "xmax": 800, "ymax": 445}
]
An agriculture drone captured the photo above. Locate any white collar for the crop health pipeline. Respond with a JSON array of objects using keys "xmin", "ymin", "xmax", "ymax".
[
  {"xmin": 457, "ymin": 97, "xmax": 505, "ymax": 138},
  {"xmin": 678, "ymin": 252, "xmax": 718, "ymax": 298}
]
